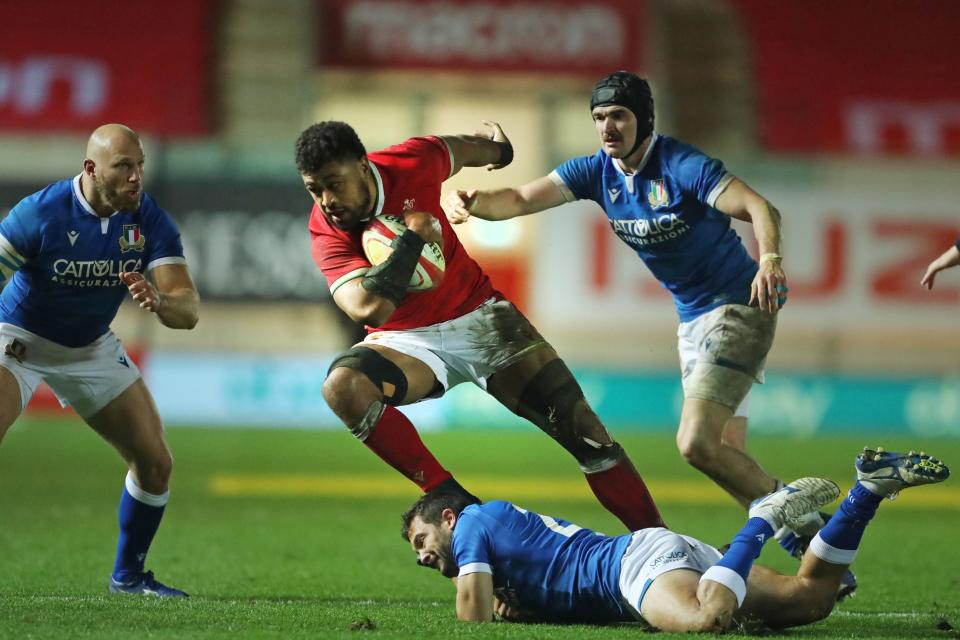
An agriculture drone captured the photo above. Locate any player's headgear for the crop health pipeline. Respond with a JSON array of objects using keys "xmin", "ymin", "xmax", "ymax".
[{"xmin": 590, "ymin": 71, "xmax": 655, "ymax": 158}]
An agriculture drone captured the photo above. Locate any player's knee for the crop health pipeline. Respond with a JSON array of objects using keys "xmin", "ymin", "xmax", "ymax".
[
  {"xmin": 515, "ymin": 361, "xmax": 577, "ymax": 433},
  {"xmin": 134, "ymin": 449, "xmax": 172, "ymax": 493},
  {"xmin": 322, "ymin": 366, "xmax": 362, "ymax": 411},
  {"xmin": 804, "ymin": 589, "xmax": 836, "ymax": 624},
  {"xmin": 676, "ymin": 424, "xmax": 721, "ymax": 470},
  {"xmin": 326, "ymin": 347, "xmax": 408, "ymax": 408},
  {"xmin": 689, "ymin": 606, "xmax": 735, "ymax": 633},
  {"xmin": 514, "ymin": 360, "xmax": 630, "ymax": 471}
]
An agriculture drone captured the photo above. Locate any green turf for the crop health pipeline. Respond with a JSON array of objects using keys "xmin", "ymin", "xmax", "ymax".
[{"xmin": 1, "ymin": 417, "xmax": 958, "ymax": 639}]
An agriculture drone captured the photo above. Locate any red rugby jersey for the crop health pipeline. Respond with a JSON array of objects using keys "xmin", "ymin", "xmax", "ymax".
[{"xmin": 309, "ymin": 136, "xmax": 498, "ymax": 331}]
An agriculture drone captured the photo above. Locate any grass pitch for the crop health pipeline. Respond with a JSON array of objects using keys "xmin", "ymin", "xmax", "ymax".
[{"xmin": 1, "ymin": 416, "xmax": 958, "ymax": 639}]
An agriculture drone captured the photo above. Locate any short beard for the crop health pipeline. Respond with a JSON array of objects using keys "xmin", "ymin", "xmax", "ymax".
[
  {"xmin": 438, "ymin": 547, "xmax": 459, "ymax": 578},
  {"xmin": 337, "ymin": 189, "xmax": 374, "ymax": 231},
  {"xmin": 439, "ymin": 560, "xmax": 459, "ymax": 579},
  {"xmin": 95, "ymin": 177, "xmax": 139, "ymax": 212}
]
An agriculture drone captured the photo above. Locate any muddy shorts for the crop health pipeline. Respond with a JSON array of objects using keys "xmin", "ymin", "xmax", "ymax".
[
  {"xmin": 677, "ymin": 304, "xmax": 777, "ymax": 413},
  {"xmin": 362, "ymin": 298, "xmax": 548, "ymax": 397}
]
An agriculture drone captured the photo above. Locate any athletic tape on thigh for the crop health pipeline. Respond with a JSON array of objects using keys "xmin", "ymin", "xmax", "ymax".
[{"xmin": 327, "ymin": 346, "xmax": 408, "ymax": 406}]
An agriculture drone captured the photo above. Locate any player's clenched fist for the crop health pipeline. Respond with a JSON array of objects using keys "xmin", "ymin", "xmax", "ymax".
[
  {"xmin": 120, "ymin": 271, "xmax": 162, "ymax": 312},
  {"xmin": 475, "ymin": 120, "xmax": 512, "ymax": 171},
  {"xmin": 749, "ymin": 257, "xmax": 788, "ymax": 314},
  {"xmin": 444, "ymin": 189, "xmax": 478, "ymax": 224}
]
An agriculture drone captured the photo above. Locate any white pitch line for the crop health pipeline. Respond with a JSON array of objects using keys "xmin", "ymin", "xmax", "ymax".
[{"xmin": 832, "ymin": 611, "xmax": 943, "ymax": 619}]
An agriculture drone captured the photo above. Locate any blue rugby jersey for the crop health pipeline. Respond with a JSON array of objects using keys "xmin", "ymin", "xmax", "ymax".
[
  {"xmin": 551, "ymin": 134, "xmax": 757, "ymax": 322},
  {"xmin": 452, "ymin": 501, "xmax": 633, "ymax": 623},
  {"xmin": 0, "ymin": 175, "xmax": 185, "ymax": 347}
]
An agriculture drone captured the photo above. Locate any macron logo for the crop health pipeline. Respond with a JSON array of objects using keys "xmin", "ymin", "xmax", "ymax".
[
  {"xmin": 607, "ymin": 188, "xmax": 621, "ymax": 203},
  {"xmin": 755, "ymin": 534, "xmax": 766, "ymax": 544},
  {"xmin": 67, "ymin": 230, "xmax": 79, "ymax": 246}
]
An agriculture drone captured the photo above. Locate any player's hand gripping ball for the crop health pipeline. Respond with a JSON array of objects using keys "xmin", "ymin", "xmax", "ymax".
[{"xmin": 361, "ymin": 214, "xmax": 445, "ymax": 291}]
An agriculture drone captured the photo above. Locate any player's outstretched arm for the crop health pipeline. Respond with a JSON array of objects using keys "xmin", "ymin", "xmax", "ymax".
[
  {"xmin": 920, "ymin": 242, "xmax": 960, "ymax": 290},
  {"xmin": 715, "ymin": 178, "xmax": 786, "ymax": 314},
  {"xmin": 120, "ymin": 265, "xmax": 199, "ymax": 329},
  {"xmin": 455, "ymin": 572, "xmax": 495, "ymax": 622},
  {"xmin": 444, "ymin": 176, "xmax": 566, "ymax": 225}
]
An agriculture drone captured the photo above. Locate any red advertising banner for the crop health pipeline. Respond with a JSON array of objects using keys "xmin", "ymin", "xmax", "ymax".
[
  {"xmin": 733, "ymin": 0, "xmax": 960, "ymax": 157},
  {"xmin": 0, "ymin": 1, "xmax": 215, "ymax": 136},
  {"xmin": 319, "ymin": 0, "xmax": 645, "ymax": 74}
]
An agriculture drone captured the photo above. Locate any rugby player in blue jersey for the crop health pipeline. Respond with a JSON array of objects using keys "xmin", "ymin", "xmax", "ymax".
[
  {"xmin": 0, "ymin": 124, "xmax": 199, "ymax": 597},
  {"xmin": 445, "ymin": 71, "xmax": 842, "ymax": 576},
  {"xmin": 403, "ymin": 448, "xmax": 948, "ymax": 632},
  {"xmin": 921, "ymin": 239, "xmax": 960, "ymax": 289}
]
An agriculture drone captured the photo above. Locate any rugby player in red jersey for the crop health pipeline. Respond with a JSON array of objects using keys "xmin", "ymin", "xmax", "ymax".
[{"xmin": 296, "ymin": 120, "xmax": 664, "ymax": 530}]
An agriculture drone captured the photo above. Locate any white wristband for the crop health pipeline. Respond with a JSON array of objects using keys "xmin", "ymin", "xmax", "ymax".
[{"xmin": 759, "ymin": 253, "xmax": 782, "ymax": 265}]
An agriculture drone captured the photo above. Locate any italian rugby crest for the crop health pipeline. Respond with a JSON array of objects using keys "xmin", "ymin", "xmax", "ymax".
[
  {"xmin": 647, "ymin": 180, "xmax": 669, "ymax": 209},
  {"xmin": 118, "ymin": 224, "xmax": 145, "ymax": 253}
]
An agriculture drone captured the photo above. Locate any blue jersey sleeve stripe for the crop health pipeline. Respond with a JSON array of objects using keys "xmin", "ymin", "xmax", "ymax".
[
  {"xmin": 0, "ymin": 254, "xmax": 23, "ymax": 273},
  {"xmin": 458, "ymin": 562, "xmax": 492, "ymax": 577},
  {"xmin": 705, "ymin": 173, "xmax": 735, "ymax": 208},
  {"xmin": 0, "ymin": 234, "xmax": 26, "ymax": 266},
  {"xmin": 145, "ymin": 256, "xmax": 187, "ymax": 272},
  {"xmin": 548, "ymin": 171, "xmax": 576, "ymax": 203},
  {"xmin": 0, "ymin": 263, "xmax": 17, "ymax": 283}
]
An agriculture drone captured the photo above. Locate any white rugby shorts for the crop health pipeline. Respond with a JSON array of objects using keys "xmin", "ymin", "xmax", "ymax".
[
  {"xmin": 361, "ymin": 298, "xmax": 547, "ymax": 396},
  {"xmin": 0, "ymin": 323, "xmax": 141, "ymax": 418},
  {"xmin": 618, "ymin": 527, "xmax": 723, "ymax": 616}
]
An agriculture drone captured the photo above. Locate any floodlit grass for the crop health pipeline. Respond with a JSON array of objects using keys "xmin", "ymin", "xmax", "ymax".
[{"xmin": 1, "ymin": 417, "xmax": 958, "ymax": 638}]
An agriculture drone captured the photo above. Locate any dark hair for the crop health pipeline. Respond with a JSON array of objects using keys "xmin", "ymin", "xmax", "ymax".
[
  {"xmin": 294, "ymin": 121, "xmax": 367, "ymax": 173},
  {"xmin": 400, "ymin": 491, "xmax": 479, "ymax": 541},
  {"xmin": 590, "ymin": 71, "xmax": 655, "ymax": 141}
]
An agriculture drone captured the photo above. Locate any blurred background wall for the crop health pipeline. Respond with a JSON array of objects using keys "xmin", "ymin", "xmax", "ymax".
[{"xmin": 1, "ymin": 0, "xmax": 958, "ymax": 435}]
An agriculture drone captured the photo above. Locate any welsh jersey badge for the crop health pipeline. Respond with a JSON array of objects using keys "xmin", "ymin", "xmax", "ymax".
[
  {"xmin": 647, "ymin": 180, "xmax": 669, "ymax": 209},
  {"xmin": 118, "ymin": 224, "xmax": 146, "ymax": 253}
]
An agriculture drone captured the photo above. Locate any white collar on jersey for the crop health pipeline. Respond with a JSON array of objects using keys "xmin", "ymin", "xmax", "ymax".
[
  {"xmin": 72, "ymin": 174, "xmax": 120, "ymax": 219},
  {"xmin": 368, "ymin": 161, "xmax": 385, "ymax": 219},
  {"xmin": 612, "ymin": 131, "xmax": 659, "ymax": 176}
]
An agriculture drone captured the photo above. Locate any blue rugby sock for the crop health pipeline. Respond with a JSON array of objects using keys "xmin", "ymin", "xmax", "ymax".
[
  {"xmin": 700, "ymin": 517, "xmax": 774, "ymax": 606},
  {"xmin": 112, "ymin": 472, "xmax": 168, "ymax": 582},
  {"xmin": 809, "ymin": 482, "xmax": 881, "ymax": 564}
]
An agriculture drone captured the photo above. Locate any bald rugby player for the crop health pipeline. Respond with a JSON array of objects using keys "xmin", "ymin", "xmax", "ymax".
[{"xmin": 0, "ymin": 124, "xmax": 199, "ymax": 596}]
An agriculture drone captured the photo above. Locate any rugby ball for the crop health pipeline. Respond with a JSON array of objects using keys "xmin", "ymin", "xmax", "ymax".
[{"xmin": 361, "ymin": 214, "xmax": 445, "ymax": 291}]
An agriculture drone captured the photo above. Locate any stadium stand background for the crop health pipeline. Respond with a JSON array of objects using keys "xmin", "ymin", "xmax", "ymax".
[{"xmin": 1, "ymin": 0, "xmax": 958, "ymax": 435}]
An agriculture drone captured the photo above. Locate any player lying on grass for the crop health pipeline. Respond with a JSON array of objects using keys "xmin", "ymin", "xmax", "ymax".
[{"xmin": 402, "ymin": 447, "xmax": 949, "ymax": 632}]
